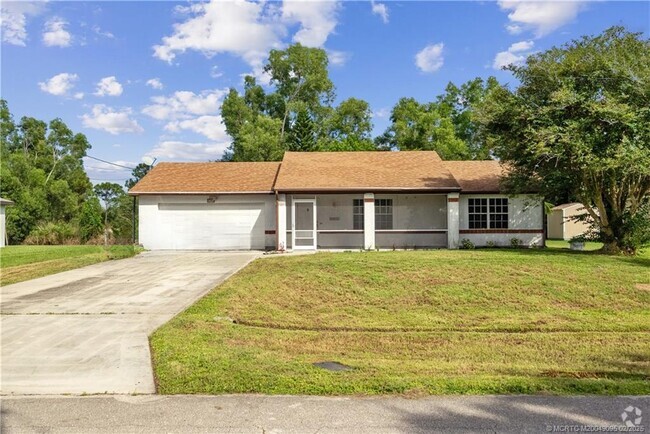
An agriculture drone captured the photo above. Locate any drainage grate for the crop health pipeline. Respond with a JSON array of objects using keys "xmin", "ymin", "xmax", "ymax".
[{"xmin": 312, "ymin": 361, "xmax": 352, "ymax": 371}]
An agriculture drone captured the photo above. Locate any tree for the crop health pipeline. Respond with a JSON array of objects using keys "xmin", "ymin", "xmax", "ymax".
[
  {"xmin": 323, "ymin": 98, "xmax": 375, "ymax": 151},
  {"xmin": 437, "ymin": 77, "xmax": 500, "ymax": 159},
  {"xmin": 94, "ymin": 182, "xmax": 125, "ymax": 245},
  {"xmin": 288, "ymin": 108, "xmax": 316, "ymax": 152},
  {"xmin": 477, "ymin": 27, "xmax": 650, "ymax": 254},
  {"xmin": 125, "ymin": 163, "xmax": 152, "ymax": 189},
  {"xmin": 79, "ymin": 196, "xmax": 104, "ymax": 243},
  {"xmin": 383, "ymin": 97, "xmax": 469, "ymax": 159}
]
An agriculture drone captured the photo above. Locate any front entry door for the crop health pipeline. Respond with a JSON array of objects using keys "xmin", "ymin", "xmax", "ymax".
[{"xmin": 292, "ymin": 199, "xmax": 317, "ymax": 250}]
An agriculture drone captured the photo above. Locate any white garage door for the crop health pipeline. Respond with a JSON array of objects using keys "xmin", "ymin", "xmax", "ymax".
[{"xmin": 156, "ymin": 203, "xmax": 265, "ymax": 250}]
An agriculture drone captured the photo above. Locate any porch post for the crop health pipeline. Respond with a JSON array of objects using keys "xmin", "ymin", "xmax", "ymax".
[
  {"xmin": 363, "ymin": 193, "xmax": 375, "ymax": 250},
  {"xmin": 447, "ymin": 192, "xmax": 460, "ymax": 249},
  {"xmin": 277, "ymin": 194, "xmax": 287, "ymax": 251}
]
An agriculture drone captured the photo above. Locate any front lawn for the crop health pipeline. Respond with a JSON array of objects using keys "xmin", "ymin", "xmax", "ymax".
[
  {"xmin": 150, "ymin": 248, "xmax": 650, "ymax": 396},
  {"xmin": 0, "ymin": 245, "xmax": 140, "ymax": 285}
]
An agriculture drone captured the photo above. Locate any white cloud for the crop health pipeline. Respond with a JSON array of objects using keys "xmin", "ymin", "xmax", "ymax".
[
  {"xmin": 415, "ymin": 43, "xmax": 444, "ymax": 73},
  {"xmin": 370, "ymin": 1, "xmax": 389, "ymax": 24},
  {"xmin": 153, "ymin": 0, "xmax": 341, "ymax": 70},
  {"xmin": 42, "ymin": 16, "xmax": 72, "ymax": 47},
  {"xmin": 493, "ymin": 40, "xmax": 534, "ymax": 70},
  {"xmin": 94, "ymin": 76, "xmax": 123, "ymax": 97},
  {"xmin": 210, "ymin": 66, "xmax": 223, "ymax": 79},
  {"xmin": 1, "ymin": 2, "xmax": 46, "ymax": 46},
  {"xmin": 327, "ymin": 50, "xmax": 349, "ymax": 66},
  {"xmin": 282, "ymin": 1, "xmax": 340, "ymax": 47},
  {"xmin": 498, "ymin": 1, "xmax": 585, "ymax": 38},
  {"xmin": 92, "ymin": 25, "xmax": 114, "ymax": 39},
  {"xmin": 146, "ymin": 140, "xmax": 230, "ymax": 161},
  {"xmin": 146, "ymin": 78, "xmax": 164, "ymax": 90},
  {"xmin": 142, "ymin": 89, "xmax": 227, "ymax": 121},
  {"xmin": 373, "ymin": 107, "xmax": 390, "ymax": 119},
  {"xmin": 38, "ymin": 73, "xmax": 79, "ymax": 97},
  {"xmin": 152, "ymin": 0, "xmax": 284, "ymax": 68},
  {"xmin": 165, "ymin": 115, "xmax": 229, "ymax": 141},
  {"xmin": 81, "ymin": 105, "xmax": 143, "ymax": 135},
  {"xmin": 74, "ymin": 92, "xmax": 84, "ymax": 100}
]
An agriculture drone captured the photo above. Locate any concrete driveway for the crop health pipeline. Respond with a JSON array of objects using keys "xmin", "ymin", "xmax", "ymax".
[{"xmin": 0, "ymin": 251, "xmax": 260, "ymax": 395}]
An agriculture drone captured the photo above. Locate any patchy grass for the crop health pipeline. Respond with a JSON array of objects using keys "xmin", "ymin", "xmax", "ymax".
[
  {"xmin": 151, "ymin": 248, "xmax": 650, "ymax": 396},
  {"xmin": 545, "ymin": 239, "xmax": 604, "ymax": 251},
  {"xmin": 0, "ymin": 245, "xmax": 141, "ymax": 285}
]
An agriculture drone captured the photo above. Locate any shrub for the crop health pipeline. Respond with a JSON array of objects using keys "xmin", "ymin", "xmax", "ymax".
[
  {"xmin": 510, "ymin": 237, "xmax": 524, "ymax": 248},
  {"xmin": 24, "ymin": 221, "xmax": 79, "ymax": 245},
  {"xmin": 460, "ymin": 238, "xmax": 475, "ymax": 249},
  {"xmin": 486, "ymin": 241, "xmax": 496, "ymax": 248},
  {"xmin": 79, "ymin": 197, "xmax": 104, "ymax": 243}
]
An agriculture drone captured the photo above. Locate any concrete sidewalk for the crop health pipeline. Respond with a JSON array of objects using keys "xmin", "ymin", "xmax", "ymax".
[{"xmin": 1, "ymin": 395, "xmax": 648, "ymax": 433}]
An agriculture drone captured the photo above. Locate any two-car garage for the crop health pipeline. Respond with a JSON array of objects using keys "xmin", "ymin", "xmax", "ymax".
[{"xmin": 129, "ymin": 161, "xmax": 281, "ymax": 251}]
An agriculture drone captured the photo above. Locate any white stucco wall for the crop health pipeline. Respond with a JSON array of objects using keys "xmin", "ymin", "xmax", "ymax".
[
  {"xmin": 138, "ymin": 194, "xmax": 277, "ymax": 250},
  {"xmin": 458, "ymin": 194, "xmax": 544, "ymax": 247}
]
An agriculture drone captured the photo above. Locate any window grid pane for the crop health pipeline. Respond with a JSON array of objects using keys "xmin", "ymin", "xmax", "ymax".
[
  {"xmin": 353, "ymin": 199, "xmax": 364, "ymax": 230},
  {"xmin": 375, "ymin": 199, "xmax": 393, "ymax": 230}
]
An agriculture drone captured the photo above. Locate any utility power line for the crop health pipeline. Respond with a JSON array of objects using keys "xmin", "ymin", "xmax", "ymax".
[{"xmin": 85, "ymin": 155, "xmax": 135, "ymax": 170}]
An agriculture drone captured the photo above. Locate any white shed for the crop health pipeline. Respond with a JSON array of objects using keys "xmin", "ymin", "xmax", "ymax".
[
  {"xmin": 1, "ymin": 197, "xmax": 14, "ymax": 247},
  {"xmin": 547, "ymin": 203, "xmax": 592, "ymax": 240}
]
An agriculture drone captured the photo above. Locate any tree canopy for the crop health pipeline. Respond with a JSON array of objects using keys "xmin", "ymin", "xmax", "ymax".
[{"xmin": 477, "ymin": 26, "xmax": 650, "ymax": 253}]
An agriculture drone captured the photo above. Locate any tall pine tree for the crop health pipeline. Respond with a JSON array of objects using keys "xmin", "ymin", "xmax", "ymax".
[{"xmin": 289, "ymin": 109, "xmax": 316, "ymax": 152}]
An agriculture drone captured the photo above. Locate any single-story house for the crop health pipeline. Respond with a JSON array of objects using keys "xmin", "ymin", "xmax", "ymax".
[
  {"xmin": 1, "ymin": 197, "xmax": 14, "ymax": 247},
  {"xmin": 547, "ymin": 203, "xmax": 592, "ymax": 240},
  {"xmin": 129, "ymin": 151, "xmax": 544, "ymax": 251}
]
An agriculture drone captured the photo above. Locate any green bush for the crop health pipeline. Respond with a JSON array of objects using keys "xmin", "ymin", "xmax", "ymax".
[
  {"xmin": 510, "ymin": 237, "xmax": 524, "ymax": 248},
  {"xmin": 460, "ymin": 239, "xmax": 475, "ymax": 249},
  {"xmin": 79, "ymin": 197, "xmax": 104, "ymax": 243},
  {"xmin": 24, "ymin": 221, "xmax": 79, "ymax": 245}
]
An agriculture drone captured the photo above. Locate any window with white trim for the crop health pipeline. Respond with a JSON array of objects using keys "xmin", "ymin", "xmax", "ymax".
[
  {"xmin": 352, "ymin": 199, "xmax": 394, "ymax": 230},
  {"xmin": 353, "ymin": 199, "xmax": 364, "ymax": 230},
  {"xmin": 375, "ymin": 199, "xmax": 393, "ymax": 230},
  {"xmin": 468, "ymin": 198, "xmax": 508, "ymax": 229}
]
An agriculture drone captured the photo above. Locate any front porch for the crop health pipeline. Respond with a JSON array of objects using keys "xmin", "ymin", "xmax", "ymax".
[{"xmin": 277, "ymin": 193, "xmax": 460, "ymax": 250}]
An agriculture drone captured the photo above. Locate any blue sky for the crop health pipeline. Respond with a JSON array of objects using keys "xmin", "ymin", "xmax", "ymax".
[{"xmin": 2, "ymin": 0, "xmax": 648, "ymax": 184}]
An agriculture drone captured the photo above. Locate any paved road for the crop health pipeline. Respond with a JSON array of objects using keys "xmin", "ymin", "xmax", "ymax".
[
  {"xmin": 1, "ymin": 395, "xmax": 648, "ymax": 433},
  {"xmin": 0, "ymin": 251, "xmax": 259, "ymax": 395}
]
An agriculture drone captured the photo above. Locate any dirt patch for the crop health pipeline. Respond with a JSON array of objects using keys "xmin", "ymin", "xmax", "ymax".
[{"xmin": 635, "ymin": 284, "xmax": 650, "ymax": 291}]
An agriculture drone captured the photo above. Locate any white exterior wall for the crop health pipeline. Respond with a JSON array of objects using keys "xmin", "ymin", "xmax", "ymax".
[
  {"xmin": 0, "ymin": 205, "xmax": 6, "ymax": 247},
  {"xmin": 138, "ymin": 194, "xmax": 276, "ymax": 250},
  {"xmin": 458, "ymin": 194, "xmax": 544, "ymax": 247}
]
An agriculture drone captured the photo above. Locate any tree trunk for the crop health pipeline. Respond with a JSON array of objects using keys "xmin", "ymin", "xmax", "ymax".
[{"xmin": 600, "ymin": 240, "xmax": 621, "ymax": 255}]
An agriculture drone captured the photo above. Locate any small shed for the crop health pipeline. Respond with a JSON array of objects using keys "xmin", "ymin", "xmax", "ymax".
[
  {"xmin": 547, "ymin": 203, "xmax": 592, "ymax": 240},
  {"xmin": 0, "ymin": 197, "xmax": 14, "ymax": 247}
]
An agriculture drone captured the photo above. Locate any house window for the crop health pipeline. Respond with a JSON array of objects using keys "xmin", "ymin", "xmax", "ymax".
[
  {"xmin": 375, "ymin": 199, "xmax": 393, "ymax": 230},
  {"xmin": 468, "ymin": 198, "xmax": 508, "ymax": 229},
  {"xmin": 353, "ymin": 199, "xmax": 364, "ymax": 230},
  {"xmin": 352, "ymin": 198, "xmax": 394, "ymax": 230}
]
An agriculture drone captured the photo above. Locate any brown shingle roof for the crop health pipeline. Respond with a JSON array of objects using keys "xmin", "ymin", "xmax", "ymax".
[
  {"xmin": 128, "ymin": 162, "xmax": 280, "ymax": 194},
  {"xmin": 443, "ymin": 160, "xmax": 505, "ymax": 193},
  {"xmin": 274, "ymin": 151, "xmax": 461, "ymax": 192}
]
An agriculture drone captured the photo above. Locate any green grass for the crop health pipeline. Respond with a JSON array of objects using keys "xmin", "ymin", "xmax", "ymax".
[
  {"xmin": 151, "ymin": 247, "xmax": 650, "ymax": 396},
  {"xmin": 545, "ymin": 239, "xmax": 604, "ymax": 251},
  {"xmin": 0, "ymin": 245, "xmax": 141, "ymax": 285}
]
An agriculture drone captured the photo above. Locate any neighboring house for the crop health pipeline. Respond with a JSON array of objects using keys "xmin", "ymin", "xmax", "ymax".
[
  {"xmin": 129, "ymin": 151, "xmax": 544, "ymax": 251},
  {"xmin": 547, "ymin": 203, "xmax": 592, "ymax": 240},
  {"xmin": 0, "ymin": 197, "xmax": 14, "ymax": 247}
]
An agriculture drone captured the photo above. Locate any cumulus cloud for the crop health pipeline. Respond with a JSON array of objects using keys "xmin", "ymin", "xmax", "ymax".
[
  {"xmin": 493, "ymin": 40, "xmax": 534, "ymax": 70},
  {"xmin": 282, "ymin": 1, "xmax": 340, "ymax": 47},
  {"xmin": 81, "ymin": 105, "xmax": 143, "ymax": 135},
  {"xmin": 152, "ymin": 0, "xmax": 284, "ymax": 68},
  {"xmin": 164, "ymin": 115, "xmax": 229, "ymax": 142},
  {"xmin": 94, "ymin": 76, "xmax": 123, "ymax": 97},
  {"xmin": 153, "ymin": 0, "xmax": 341, "ymax": 70},
  {"xmin": 370, "ymin": 1, "xmax": 389, "ymax": 24},
  {"xmin": 327, "ymin": 50, "xmax": 349, "ymax": 66},
  {"xmin": 498, "ymin": 1, "xmax": 585, "ymax": 37},
  {"xmin": 142, "ymin": 89, "xmax": 227, "ymax": 121},
  {"xmin": 92, "ymin": 25, "xmax": 115, "ymax": 39},
  {"xmin": 415, "ymin": 43, "xmax": 444, "ymax": 73},
  {"xmin": 38, "ymin": 73, "xmax": 79, "ymax": 97},
  {"xmin": 146, "ymin": 78, "xmax": 164, "ymax": 90},
  {"xmin": 146, "ymin": 140, "xmax": 230, "ymax": 161},
  {"xmin": 1, "ymin": 2, "xmax": 46, "ymax": 46},
  {"xmin": 42, "ymin": 16, "xmax": 72, "ymax": 47}
]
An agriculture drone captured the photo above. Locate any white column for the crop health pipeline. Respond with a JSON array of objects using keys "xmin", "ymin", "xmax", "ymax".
[
  {"xmin": 363, "ymin": 193, "xmax": 375, "ymax": 250},
  {"xmin": 277, "ymin": 194, "xmax": 287, "ymax": 251},
  {"xmin": 447, "ymin": 192, "xmax": 460, "ymax": 249}
]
